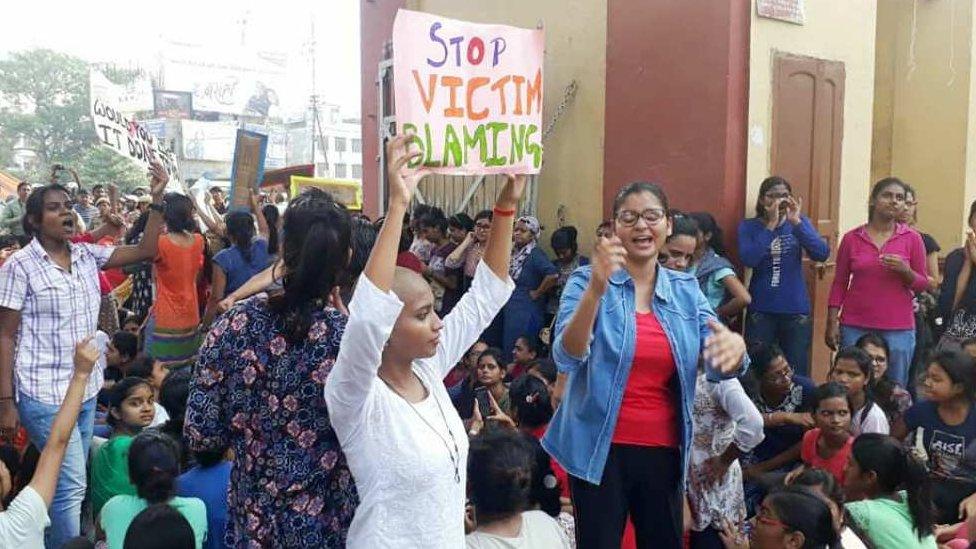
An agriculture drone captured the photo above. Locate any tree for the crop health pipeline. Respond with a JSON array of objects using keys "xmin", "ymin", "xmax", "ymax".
[
  {"xmin": 0, "ymin": 50, "xmax": 156, "ymax": 189},
  {"xmin": 0, "ymin": 49, "xmax": 93, "ymax": 180},
  {"xmin": 76, "ymin": 147, "xmax": 149, "ymax": 191}
]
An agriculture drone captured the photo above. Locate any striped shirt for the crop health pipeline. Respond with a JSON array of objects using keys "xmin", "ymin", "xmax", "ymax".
[{"xmin": 0, "ymin": 239, "xmax": 112, "ymax": 404}]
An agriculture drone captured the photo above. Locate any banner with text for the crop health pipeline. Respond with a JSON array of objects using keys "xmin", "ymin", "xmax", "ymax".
[
  {"xmin": 392, "ymin": 9, "xmax": 544, "ymax": 175},
  {"xmin": 90, "ymin": 70, "xmax": 182, "ymax": 190}
]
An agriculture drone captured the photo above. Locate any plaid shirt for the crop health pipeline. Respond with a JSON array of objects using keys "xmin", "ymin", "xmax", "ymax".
[{"xmin": 0, "ymin": 239, "xmax": 113, "ymax": 404}]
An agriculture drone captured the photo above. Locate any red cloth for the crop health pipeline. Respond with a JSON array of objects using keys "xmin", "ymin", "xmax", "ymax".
[
  {"xmin": 528, "ymin": 425, "xmax": 570, "ymax": 499},
  {"xmin": 443, "ymin": 366, "xmax": 467, "ymax": 388},
  {"xmin": 801, "ymin": 428, "xmax": 853, "ymax": 484},
  {"xmin": 508, "ymin": 362, "xmax": 528, "ymax": 380},
  {"xmin": 396, "ymin": 251, "xmax": 424, "ymax": 274},
  {"xmin": 70, "ymin": 233, "xmax": 111, "ymax": 295},
  {"xmin": 612, "ymin": 312, "xmax": 679, "ymax": 447}
]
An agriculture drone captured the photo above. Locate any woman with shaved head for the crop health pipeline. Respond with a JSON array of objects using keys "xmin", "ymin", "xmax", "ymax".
[{"xmin": 325, "ymin": 134, "xmax": 524, "ymax": 548}]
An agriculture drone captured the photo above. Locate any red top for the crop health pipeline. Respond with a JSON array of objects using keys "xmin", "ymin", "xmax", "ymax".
[
  {"xmin": 801, "ymin": 428, "xmax": 853, "ymax": 484},
  {"xmin": 612, "ymin": 312, "xmax": 679, "ymax": 447}
]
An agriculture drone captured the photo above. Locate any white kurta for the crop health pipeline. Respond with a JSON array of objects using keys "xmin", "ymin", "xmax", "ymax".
[{"xmin": 325, "ymin": 261, "xmax": 514, "ymax": 548}]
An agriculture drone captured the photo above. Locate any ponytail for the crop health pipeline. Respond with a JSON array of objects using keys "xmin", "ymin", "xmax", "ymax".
[
  {"xmin": 901, "ymin": 445, "xmax": 934, "ymax": 540},
  {"xmin": 268, "ymin": 189, "xmax": 351, "ymax": 342},
  {"xmin": 851, "ymin": 433, "xmax": 933, "ymax": 539},
  {"xmin": 262, "ymin": 204, "xmax": 280, "ymax": 255},
  {"xmin": 127, "ymin": 431, "xmax": 180, "ymax": 505},
  {"xmin": 225, "ymin": 211, "xmax": 256, "ymax": 263}
]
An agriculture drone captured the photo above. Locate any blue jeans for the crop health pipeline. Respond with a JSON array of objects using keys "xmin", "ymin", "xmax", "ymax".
[
  {"xmin": 18, "ymin": 392, "xmax": 96, "ymax": 548},
  {"xmin": 840, "ymin": 325, "xmax": 915, "ymax": 387},
  {"xmin": 746, "ymin": 311, "xmax": 813, "ymax": 378}
]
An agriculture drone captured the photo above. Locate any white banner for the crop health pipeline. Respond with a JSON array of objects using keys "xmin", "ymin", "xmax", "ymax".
[
  {"xmin": 90, "ymin": 70, "xmax": 182, "ymax": 190},
  {"xmin": 163, "ymin": 44, "xmax": 287, "ymax": 116},
  {"xmin": 181, "ymin": 120, "xmax": 239, "ymax": 161},
  {"xmin": 116, "ymin": 76, "xmax": 154, "ymax": 113}
]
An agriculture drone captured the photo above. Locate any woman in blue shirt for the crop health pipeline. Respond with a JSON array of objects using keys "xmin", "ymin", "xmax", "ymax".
[
  {"xmin": 738, "ymin": 176, "xmax": 830, "ymax": 377},
  {"xmin": 500, "ymin": 216, "xmax": 557, "ymax": 360},
  {"xmin": 542, "ymin": 182, "xmax": 747, "ymax": 548},
  {"xmin": 202, "ymin": 211, "xmax": 272, "ymax": 327}
]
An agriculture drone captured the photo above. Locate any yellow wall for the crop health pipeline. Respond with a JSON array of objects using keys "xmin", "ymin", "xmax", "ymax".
[
  {"xmin": 746, "ymin": 1, "xmax": 877, "ymax": 236},
  {"xmin": 406, "ymin": 0, "xmax": 608, "ymax": 252},
  {"xmin": 874, "ymin": 0, "xmax": 974, "ymax": 251}
]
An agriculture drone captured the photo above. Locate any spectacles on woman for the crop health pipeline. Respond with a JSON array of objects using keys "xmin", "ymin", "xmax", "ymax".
[{"xmin": 616, "ymin": 208, "xmax": 666, "ymax": 227}]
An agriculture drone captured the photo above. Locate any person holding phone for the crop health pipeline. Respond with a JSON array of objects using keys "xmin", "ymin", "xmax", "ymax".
[
  {"xmin": 542, "ymin": 181, "xmax": 748, "ymax": 548},
  {"xmin": 324, "ymin": 134, "xmax": 522, "ymax": 548},
  {"xmin": 738, "ymin": 176, "xmax": 829, "ymax": 378},
  {"xmin": 826, "ymin": 177, "xmax": 928, "ymax": 387}
]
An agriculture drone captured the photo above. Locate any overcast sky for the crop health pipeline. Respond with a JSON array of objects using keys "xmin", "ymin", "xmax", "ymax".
[{"xmin": 0, "ymin": 0, "xmax": 362, "ymax": 114}]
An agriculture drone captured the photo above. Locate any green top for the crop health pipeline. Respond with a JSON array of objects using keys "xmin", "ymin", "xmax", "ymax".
[
  {"xmin": 845, "ymin": 491, "xmax": 937, "ymax": 549},
  {"xmin": 100, "ymin": 495, "xmax": 208, "ymax": 549},
  {"xmin": 91, "ymin": 436, "xmax": 136, "ymax": 517}
]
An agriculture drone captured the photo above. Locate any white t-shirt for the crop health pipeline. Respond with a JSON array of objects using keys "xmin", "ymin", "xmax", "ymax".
[
  {"xmin": 0, "ymin": 486, "xmax": 49, "ymax": 547},
  {"xmin": 150, "ymin": 402, "xmax": 170, "ymax": 427},
  {"xmin": 851, "ymin": 401, "xmax": 890, "ymax": 436},
  {"xmin": 465, "ymin": 511, "xmax": 573, "ymax": 549},
  {"xmin": 326, "ymin": 262, "xmax": 514, "ymax": 549}
]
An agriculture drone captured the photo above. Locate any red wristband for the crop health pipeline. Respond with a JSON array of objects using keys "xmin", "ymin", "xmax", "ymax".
[{"xmin": 493, "ymin": 206, "xmax": 516, "ymax": 217}]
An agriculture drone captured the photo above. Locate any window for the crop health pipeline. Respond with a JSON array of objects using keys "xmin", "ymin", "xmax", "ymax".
[
  {"xmin": 351, "ymin": 164, "xmax": 362, "ymax": 179},
  {"xmin": 351, "ymin": 138, "xmax": 362, "ymax": 153},
  {"xmin": 334, "ymin": 137, "xmax": 347, "ymax": 152},
  {"xmin": 335, "ymin": 163, "xmax": 347, "ymax": 178}
]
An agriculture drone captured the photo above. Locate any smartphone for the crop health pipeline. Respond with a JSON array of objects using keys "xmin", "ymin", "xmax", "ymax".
[{"xmin": 473, "ymin": 387, "xmax": 492, "ymax": 419}]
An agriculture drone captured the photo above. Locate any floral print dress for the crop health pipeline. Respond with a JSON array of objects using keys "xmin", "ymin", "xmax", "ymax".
[
  {"xmin": 185, "ymin": 296, "xmax": 358, "ymax": 548},
  {"xmin": 687, "ymin": 374, "xmax": 764, "ymax": 533}
]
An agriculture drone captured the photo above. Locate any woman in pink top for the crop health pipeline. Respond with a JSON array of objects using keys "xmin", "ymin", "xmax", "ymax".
[{"xmin": 826, "ymin": 178, "xmax": 928, "ymax": 387}]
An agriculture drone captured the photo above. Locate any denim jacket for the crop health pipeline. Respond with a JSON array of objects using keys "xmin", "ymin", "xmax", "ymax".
[{"xmin": 542, "ymin": 265, "xmax": 748, "ymax": 485}]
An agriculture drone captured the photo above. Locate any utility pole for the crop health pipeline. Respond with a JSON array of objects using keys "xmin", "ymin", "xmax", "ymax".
[{"xmin": 308, "ymin": 18, "xmax": 329, "ymax": 176}]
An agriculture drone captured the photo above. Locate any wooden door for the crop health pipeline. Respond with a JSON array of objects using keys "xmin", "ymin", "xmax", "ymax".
[{"xmin": 770, "ymin": 53, "xmax": 845, "ymax": 382}]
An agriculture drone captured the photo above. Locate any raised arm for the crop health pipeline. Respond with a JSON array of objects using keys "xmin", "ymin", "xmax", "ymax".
[
  {"xmin": 217, "ymin": 260, "xmax": 283, "ymax": 313},
  {"xmin": 30, "ymin": 339, "xmax": 97, "ymax": 505},
  {"xmin": 446, "ymin": 233, "xmax": 474, "ymax": 268},
  {"xmin": 250, "ymin": 189, "xmax": 270, "ymax": 240},
  {"xmin": 555, "ymin": 237, "xmax": 626, "ymax": 365},
  {"xmin": 196, "ymin": 192, "xmax": 224, "ymax": 237},
  {"xmin": 325, "ymin": 134, "xmax": 427, "ymax": 436},
  {"xmin": 102, "ymin": 161, "xmax": 167, "ymax": 269}
]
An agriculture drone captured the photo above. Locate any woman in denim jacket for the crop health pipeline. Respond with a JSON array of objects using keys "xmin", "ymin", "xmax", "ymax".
[{"xmin": 542, "ymin": 182, "xmax": 747, "ymax": 548}]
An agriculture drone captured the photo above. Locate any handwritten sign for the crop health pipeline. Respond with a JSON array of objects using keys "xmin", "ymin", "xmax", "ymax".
[
  {"xmin": 229, "ymin": 130, "xmax": 268, "ymax": 212},
  {"xmin": 90, "ymin": 70, "xmax": 182, "ymax": 191},
  {"xmin": 393, "ymin": 9, "xmax": 545, "ymax": 175}
]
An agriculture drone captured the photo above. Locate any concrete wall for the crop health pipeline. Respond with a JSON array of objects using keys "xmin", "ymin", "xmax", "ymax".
[
  {"xmin": 603, "ymin": 0, "xmax": 751, "ymax": 260},
  {"xmin": 390, "ymin": 0, "xmax": 609, "ymax": 249},
  {"xmin": 747, "ymin": 0, "xmax": 877, "ymax": 235},
  {"xmin": 874, "ymin": 0, "xmax": 974, "ymax": 251}
]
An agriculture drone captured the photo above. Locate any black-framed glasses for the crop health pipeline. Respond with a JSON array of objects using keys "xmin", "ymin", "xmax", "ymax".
[{"xmin": 616, "ymin": 208, "xmax": 666, "ymax": 227}]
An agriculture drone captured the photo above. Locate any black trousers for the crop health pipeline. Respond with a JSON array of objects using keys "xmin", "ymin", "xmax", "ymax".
[{"xmin": 569, "ymin": 444, "xmax": 682, "ymax": 549}]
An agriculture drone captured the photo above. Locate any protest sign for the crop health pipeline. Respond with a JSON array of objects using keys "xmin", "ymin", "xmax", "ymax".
[
  {"xmin": 229, "ymin": 130, "xmax": 268, "ymax": 211},
  {"xmin": 392, "ymin": 9, "xmax": 545, "ymax": 175},
  {"xmin": 290, "ymin": 176, "xmax": 362, "ymax": 210},
  {"xmin": 90, "ymin": 70, "xmax": 182, "ymax": 191}
]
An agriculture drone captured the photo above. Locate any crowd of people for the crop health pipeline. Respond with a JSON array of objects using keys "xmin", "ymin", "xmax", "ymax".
[{"xmin": 0, "ymin": 137, "xmax": 975, "ymax": 549}]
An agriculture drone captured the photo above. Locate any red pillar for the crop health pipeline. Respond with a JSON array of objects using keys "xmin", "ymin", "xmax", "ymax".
[
  {"xmin": 603, "ymin": 0, "xmax": 750, "ymax": 260},
  {"xmin": 360, "ymin": 0, "xmax": 406, "ymax": 220}
]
